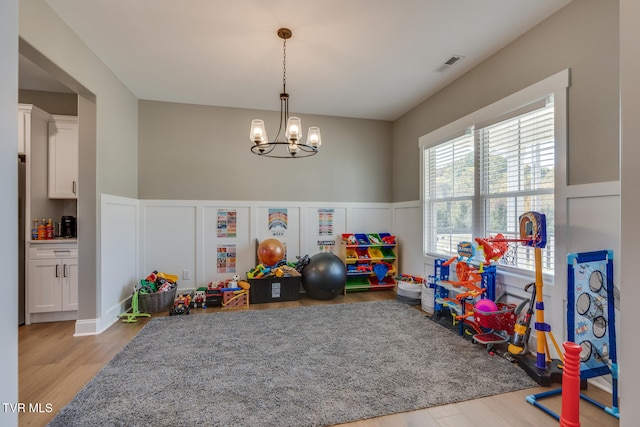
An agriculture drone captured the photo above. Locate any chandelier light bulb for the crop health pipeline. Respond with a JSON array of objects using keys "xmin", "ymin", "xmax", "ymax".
[
  {"xmin": 307, "ymin": 127, "xmax": 321, "ymax": 148},
  {"xmin": 250, "ymin": 119, "xmax": 267, "ymax": 144},
  {"xmin": 286, "ymin": 117, "xmax": 302, "ymax": 142}
]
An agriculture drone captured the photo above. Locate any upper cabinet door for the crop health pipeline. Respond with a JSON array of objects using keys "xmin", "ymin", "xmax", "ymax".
[{"xmin": 48, "ymin": 116, "xmax": 78, "ymax": 199}]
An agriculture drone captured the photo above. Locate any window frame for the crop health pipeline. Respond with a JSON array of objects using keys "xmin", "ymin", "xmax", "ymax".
[{"xmin": 419, "ymin": 69, "xmax": 569, "ymax": 283}]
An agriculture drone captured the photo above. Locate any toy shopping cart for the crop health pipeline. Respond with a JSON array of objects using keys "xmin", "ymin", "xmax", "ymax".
[{"xmin": 472, "ymin": 300, "xmax": 517, "ymax": 351}]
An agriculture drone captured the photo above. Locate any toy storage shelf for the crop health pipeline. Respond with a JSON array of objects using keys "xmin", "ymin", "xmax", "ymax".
[{"xmin": 340, "ymin": 233, "xmax": 398, "ymax": 294}]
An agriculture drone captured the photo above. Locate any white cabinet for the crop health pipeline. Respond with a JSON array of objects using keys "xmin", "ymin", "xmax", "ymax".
[
  {"xmin": 18, "ymin": 107, "xmax": 26, "ymax": 155},
  {"xmin": 28, "ymin": 243, "xmax": 78, "ymax": 313},
  {"xmin": 48, "ymin": 115, "xmax": 78, "ymax": 199},
  {"xmin": 18, "ymin": 104, "xmax": 51, "ymax": 157}
]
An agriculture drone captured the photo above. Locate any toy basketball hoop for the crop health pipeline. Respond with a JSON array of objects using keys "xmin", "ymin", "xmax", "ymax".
[
  {"xmin": 519, "ymin": 211, "xmax": 547, "ymax": 249},
  {"xmin": 501, "ymin": 242, "xmax": 519, "ymax": 265},
  {"xmin": 503, "ymin": 211, "xmax": 548, "ymax": 263}
]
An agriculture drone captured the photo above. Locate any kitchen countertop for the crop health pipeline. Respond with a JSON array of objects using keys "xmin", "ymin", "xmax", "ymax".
[{"xmin": 29, "ymin": 238, "xmax": 77, "ymax": 244}]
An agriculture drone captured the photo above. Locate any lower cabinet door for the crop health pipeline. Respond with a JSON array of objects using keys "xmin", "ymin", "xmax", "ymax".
[
  {"xmin": 29, "ymin": 259, "xmax": 62, "ymax": 313},
  {"xmin": 61, "ymin": 258, "xmax": 79, "ymax": 311}
]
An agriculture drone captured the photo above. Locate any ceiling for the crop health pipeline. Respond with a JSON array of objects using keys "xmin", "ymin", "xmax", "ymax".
[{"xmin": 20, "ymin": 0, "xmax": 573, "ymax": 121}]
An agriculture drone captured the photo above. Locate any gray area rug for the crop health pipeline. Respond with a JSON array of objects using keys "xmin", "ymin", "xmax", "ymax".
[{"xmin": 48, "ymin": 300, "xmax": 537, "ymax": 426}]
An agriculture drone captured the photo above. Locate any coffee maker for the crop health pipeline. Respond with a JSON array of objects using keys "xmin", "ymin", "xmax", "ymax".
[{"xmin": 61, "ymin": 216, "xmax": 77, "ymax": 238}]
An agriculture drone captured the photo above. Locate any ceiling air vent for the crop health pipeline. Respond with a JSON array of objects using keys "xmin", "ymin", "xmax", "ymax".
[{"xmin": 435, "ymin": 55, "xmax": 464, "ymax": 72}]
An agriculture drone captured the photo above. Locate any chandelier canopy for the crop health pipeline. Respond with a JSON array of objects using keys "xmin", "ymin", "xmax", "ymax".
[{"xmin": 249, "ymin": 28, "xmax": 321, "ymax": 158}]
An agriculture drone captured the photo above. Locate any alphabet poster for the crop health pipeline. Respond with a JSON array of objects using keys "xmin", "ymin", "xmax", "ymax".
[
  {"xmin": 217, "ymin": 209, "xmax": 237, "ymax": 238},
  {"xmin": 217, "ymin": 244, "xmax": 237, "ymax": 273}
]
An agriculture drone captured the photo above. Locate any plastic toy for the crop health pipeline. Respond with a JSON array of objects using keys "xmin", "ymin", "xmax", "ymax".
[
  {"xmin": 396, "ymin": 274, "xmax": 424, "ymax": 284},
  {"xmin": 221, "ymin": 287, "xmax": 249, "ymax": 309},
  {"xmin": 227, "ymin": 274, "xmax": 241, "ymax": 288},
  {"xmin": 248, "ymin": 264, "xmax": 269, "ymax": 279},
  {"xmin": 508, "ymin": 282, "xmax": 536, "ymax": 356},
  {"xmin": 367, "ymin": 234, "xmax": 382, "ymax": 245},
  {"xmin": 169, "ymin": 293, "xmax": 192, "ymax": 315},
  {"xmin": 373, "ymin": 262, "xmax": 392, "ymax": 281},
  {"xmin": 117, "ymin": 287, "xmax": 151, "ymax": 323},
  {"xmin": 257, "ymin": 238, "xmax": 285, "ymax": 266},
  {"xmin": 475, "ymin": 234, "xmax": 509, "ymax": 264},
  {"xmin": 520, "ymin": 212, "xmax": 563, "ymax": 374},
  {"xmin": 471, "ymin": 294, "xmax": 518, "ymax": 353},
  {"xmin": 527, "ymin": 249, "xmax": 619, "ymax": 420},
  {"xmin": 475, "ymin": 298, "xmax": 498, "ymax": 313},
  {"xmin": 381, "ymin": 235, "xmax": 396, "ymax": 245},
  {"xmin": 191, "ymin": 287, "xmax": 207, "ymax": 308},
  {"xmin": 206, "ymin": 281, "xmax": 224, "ymax": 307}
]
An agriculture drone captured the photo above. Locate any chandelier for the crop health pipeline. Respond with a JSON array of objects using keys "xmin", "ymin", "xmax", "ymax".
[{"xmin": 249, "ymin": 28, "xmax": 321, "ymax": 158}]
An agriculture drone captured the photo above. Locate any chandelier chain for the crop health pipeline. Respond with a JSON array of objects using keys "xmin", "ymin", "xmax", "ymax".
[{"xmin": 282, "ymin": 38, "xmax": 287, "ymax": 93}]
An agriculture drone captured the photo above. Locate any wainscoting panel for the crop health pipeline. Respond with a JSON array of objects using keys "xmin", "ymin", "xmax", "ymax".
[
  {"xmin": 141, "ymin": 204, "xmax": 197, "ymax": 289},
  {"xmin": 302, "ymin": 206, "xmax": 347, "ymax": 256},
  {"xmin": 392, "ymin": 202, "xmax": 422, "ymax": 277},
  {"xmin": 202, "ymin": 206, "xmax": 251, "ymax": 284},
  {"xmin": 254, "ymin": 206, "xmax": 301, "ymax": 264},
  {"xmin": 100, "ymin": 195, "xmax": 138, "ymax": 331},
  {"xmin": 346, "ymin": 206, "xmax": 392, "ymax": 234}
]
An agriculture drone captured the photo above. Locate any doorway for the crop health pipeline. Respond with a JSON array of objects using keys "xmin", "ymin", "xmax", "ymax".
[{"xmin": 18, "ymin": 38, "xmax": 97, "ymax": 327}]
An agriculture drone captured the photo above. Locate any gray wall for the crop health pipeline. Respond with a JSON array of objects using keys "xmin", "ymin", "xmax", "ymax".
[
  {"xmin": 392, "ymin": 0, "xmax": 619, "ymax": 202},
  {"xmin": 19, "ymin": 1, "xmax": 139, "ymax": 200},
  {"xmin": 18, "ymin": 89, "xmax": 77, "ymax": 115},
  {"xmin": 138, "ymin": 100, "xmax": 393, "ymax": 202},
  {"xmin": 1, "ymin": 0, "xmax": 18, "ymax": 424},
  {"xmin": 19, "ymin": 0, "xmax": 139, "ymax": 323}
]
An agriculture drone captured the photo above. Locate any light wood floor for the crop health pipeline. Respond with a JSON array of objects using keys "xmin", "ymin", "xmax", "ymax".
[{"xmin": 19, "ymin": 291, "xmax": 619, "ymax": 427}]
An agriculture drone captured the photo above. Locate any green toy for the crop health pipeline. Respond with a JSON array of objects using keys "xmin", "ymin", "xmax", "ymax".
[{"xmin": 117, "ymin": 288, "xmax": 151, "ymax": 323}]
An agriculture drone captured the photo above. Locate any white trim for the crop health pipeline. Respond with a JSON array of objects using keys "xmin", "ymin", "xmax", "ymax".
[
  {"xmin": 419, "ymin": 69, "xmax": 570, "ymax": 273},
  {"xmin": 138, "ymin": 199, "xmax": 393, "ymax": 209},
  {"xmin": 561, "ymin": 180, "xmax": 620, "ymax": 199},
  {"xmin": 100, "ymin": 194, "xmax": 139, "ymax": 332},
  {"xmin": 419, "ymin": 69, "xmax": 570, "ymax": 149},
  {"xmin": 73, "ymin": 318, "xmax": 101, "ymax": 336}
]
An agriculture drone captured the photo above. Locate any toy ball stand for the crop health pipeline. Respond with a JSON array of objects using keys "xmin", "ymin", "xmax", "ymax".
[{"xmin": 510, "ymin": 212, "xmax": 564, "ymax": 386}]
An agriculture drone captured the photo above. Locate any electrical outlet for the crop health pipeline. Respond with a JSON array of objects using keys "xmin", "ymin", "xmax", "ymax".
[{"xmin": 182, "ymin": 269, "xmax": 191, "ymax": 280}]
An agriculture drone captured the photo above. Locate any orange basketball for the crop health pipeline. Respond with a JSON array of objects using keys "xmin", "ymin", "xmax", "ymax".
[{"xmin": 257, "ymin": 238, "xmax": 285, "ymax": 266}]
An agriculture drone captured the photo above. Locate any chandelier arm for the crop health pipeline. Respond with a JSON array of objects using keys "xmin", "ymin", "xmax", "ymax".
[{"xmin": 251, "ymin": 141, "xmax": 317, "ymax": 158}]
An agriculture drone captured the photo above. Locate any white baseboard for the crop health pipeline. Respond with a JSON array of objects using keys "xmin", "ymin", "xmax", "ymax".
[{"xmin": 73, "ymin": 318, "xmax": 101, "ymax": 336}]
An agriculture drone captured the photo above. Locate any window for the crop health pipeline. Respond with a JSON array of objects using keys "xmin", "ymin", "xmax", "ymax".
[
  {"xmin": 479, "ymin": 99, "xmax": 555, "ymax": 272},
  {"xmin": 423, "ymin": 132, "xmax": 475, "ymax": 256},
  {"xmin": 421, "ymin": 70, "xmax": 568, "ymax": 276}
]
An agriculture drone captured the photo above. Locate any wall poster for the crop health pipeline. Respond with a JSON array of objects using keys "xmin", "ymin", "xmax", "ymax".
[
  {"xmin": 217, "ymin": 244, "xmax": 237, "ymax": 273},
  {"xmin": 217, "ymin": 209, "xmax": 237, "ymax": 238},
  {"xmin": 268, "ymin": 208, "xmax": 288, "ymax": 237},
  {"xmin": 317, "ymin": 240, "xmax": 336, "ymax": 254},
  {"xmin": 318, "ymin": 208, "xmax": 334, "ymax": 236}
]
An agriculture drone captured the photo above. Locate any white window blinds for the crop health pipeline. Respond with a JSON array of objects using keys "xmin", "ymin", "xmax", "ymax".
[
  {"xmin": 423, "ymin": 96, "xmax": 555, "ymax": 274},
  {"xmin": 423, "ymin": 132, "xmax": 475, "ymax": 257},
  {"xmin": 479, "ymin": 96, "xmax": 555, "ymax": 272}
]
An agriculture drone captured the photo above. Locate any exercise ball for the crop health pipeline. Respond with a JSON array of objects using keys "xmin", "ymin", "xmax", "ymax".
[
  {"xmin": 475, "ymin": 298, "xmax": 498, "ymax": 313},
  {"xmin": 301, "ymin": 252, "xmax": 347, "ymax": 300},
  {"xmin": 257, "ymin": 238, "xmax": 285, "ymax": 266}
]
